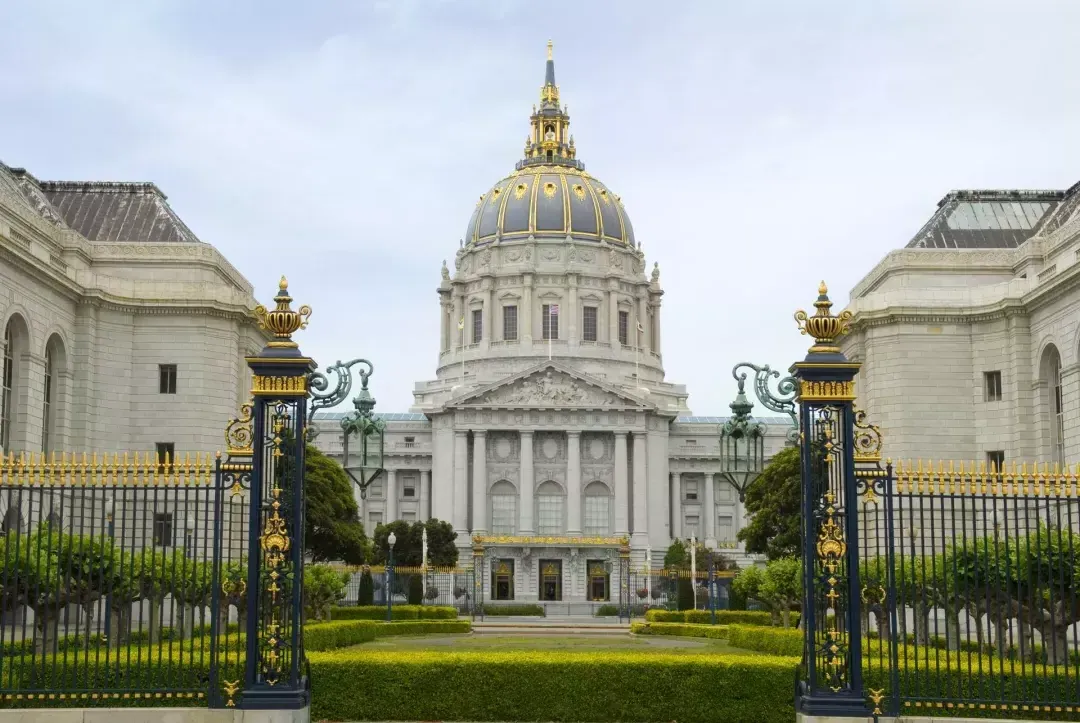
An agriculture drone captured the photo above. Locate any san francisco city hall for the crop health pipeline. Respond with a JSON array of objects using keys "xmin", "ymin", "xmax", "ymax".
[{"xmin": 311, "ymin": 46, "xmax": 790, "ymax": 604}]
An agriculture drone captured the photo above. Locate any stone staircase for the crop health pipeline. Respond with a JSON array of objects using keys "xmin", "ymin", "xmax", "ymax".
[{"xmin": 472, "ymin": 617, "xmax": 631, "ymax": 636}]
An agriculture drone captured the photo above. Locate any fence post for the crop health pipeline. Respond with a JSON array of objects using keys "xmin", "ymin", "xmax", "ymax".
[
  {"xmin": 792, "ymin": 281, "xmax": 869, "ymax": 717},
  {"xmin": 241, "ymin": 277, "xmax": 315, "ymax": 710},
  {"xmin": 472, "ymin": 541, "xmax": 484, "ymax": 621},
  {"xmin": 618, "ymin": 543, "xmax": 631, "ymax": 621}
]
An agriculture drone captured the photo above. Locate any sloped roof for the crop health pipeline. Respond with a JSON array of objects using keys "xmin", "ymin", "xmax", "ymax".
[{"xmin": 905, "ymin": 189, "xmax": 1063, "ymax": 250}]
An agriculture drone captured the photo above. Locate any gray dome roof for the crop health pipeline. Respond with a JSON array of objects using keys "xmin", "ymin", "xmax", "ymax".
[{"xmin": 465, "ymin": 165, "xmax": 635, "ymax": 247}]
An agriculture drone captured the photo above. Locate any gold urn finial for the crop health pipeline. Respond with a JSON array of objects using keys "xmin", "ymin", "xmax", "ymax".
[
  {"xmin": 547, "ymin": 39, "xmax": 553, "ymax": 61},
  {"xmin": 254, "ymin": 276, "xmax": 312, "ymax": 350},
  {"xmin": 794, "ymin": 280, "xmax": 853, "ymax": 355}
]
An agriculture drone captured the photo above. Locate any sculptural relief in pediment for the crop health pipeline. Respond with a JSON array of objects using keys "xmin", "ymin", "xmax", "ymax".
[{"xmin": 470, "ymin": 370, "xmax": 626, "ymax": 408}]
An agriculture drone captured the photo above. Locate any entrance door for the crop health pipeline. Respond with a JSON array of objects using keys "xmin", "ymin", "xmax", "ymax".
[
  {"xmin": 491, "ymin": 559, "xmax": 515, "ymax": 601},
  {"xmin": 539, "ymin": 559, "xmax": 562, "ymax": 601},
  {"xmin": 587, "ymin": 560, "xmax": 609, "ymax": 601}
]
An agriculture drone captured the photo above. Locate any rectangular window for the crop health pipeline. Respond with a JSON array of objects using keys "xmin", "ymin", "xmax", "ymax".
[
  {"xmin": 987, "ymin": 450, "xmax": 1006, "ymax": 471},
  {"xmin": 155, "ymin": 442, "xmax": 175, "ymax": 473},
  {"xmin": 472, "ymin": 309, "xmax": 483, "ymax": 344},
  {"xmin": 537, "ymin": 496, "xmax": 564, "ymax": 534},
  {"xmin": 684, "ymin": 515, "xmax": 700, "ymax": 540},
  {"xmin": 153, "ymin": 513, "xmax": 174, "ymax": 548},
  {"xmin": 403, "ymin": 512, "xmax": 416, "ymax": 522},
  {"xmin": 684, "ymin": 479, "xmax": 699, "ymax": 501},
  {"xmin": 716, "ymin": 482, "xmax": 733, "ymax": 501},
  {"xmin": 403, "ymin": 436, "xmax": 416, "ymax": 448},
  {"xmin": 159, "ymin": 364, "xmax": 177, "ymax": 394},
  {"xmin": 503, "ymin": 305, "xmax": 518, "ymax": 341},
  {"xmin": 371, "ymin": 481, "xmax": 384, "ymax": 499},
  {"xmin": 403, "ymin": 479, "xmax": 416, "ymax": 497},
  {"xmin": 582, "ymin": 306, "xmax": 598, "ymax": 342},
  {"xmin": 984, "ymin": 371, "xmax": 1002, "ymax": 402},
  {"xmin": 686, "ymin": 439, "xmax": 697, "ymax": 446},
  {"xmin": 618, "ymin": 310, "xmax": 629, "ymax": 346},
  {"xmin": 491, "ymin": 494, "xmax": 517, "ymax": 534},
  {"xmin": 542, "ymin": 304, "xmax": 560, "ymax": 340},
  {"xmin": 584, "ymin": 496, "xmax": 610, "ymax": 535},
  {"xmin": 369, "ymin": 512, "xmax": 383, "ymax": 528},
  {"xmin": 717, "ymin": 514, "xmax": 735, "ymax": 543}
]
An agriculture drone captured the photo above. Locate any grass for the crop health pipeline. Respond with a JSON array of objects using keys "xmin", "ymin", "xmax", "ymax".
[{"xmin": 362, "ymin": 633, "xmax": 744, "ymax": 654}]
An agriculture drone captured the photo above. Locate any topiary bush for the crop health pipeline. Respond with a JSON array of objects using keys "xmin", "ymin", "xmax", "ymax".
[
  {"xmin": 357, "ymin": 569, "xmax": 375, "ymax": 606},
  {"xmin": 676, "ymin": 578, "xmax": 695, "ymax": 611},
  {"xmin": 407, "ymin": 575, "xmax": 424, "ymax": 605},
  {"xmin": 308, "ymin": 649, "xmax": 799, "ymax": 723}
]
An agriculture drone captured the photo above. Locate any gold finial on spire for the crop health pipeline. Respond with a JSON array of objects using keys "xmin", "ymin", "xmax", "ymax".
[
  {"xmin": 547, "ymin": 39, "xmax": 553, "ymax": 60},
  {"xmin": 254, "ymin": 276, "xmax": 312, "ymax": 349},
  {"xmin": 794, "ymin": 280, "xmax": 853, "ymax": 356}
]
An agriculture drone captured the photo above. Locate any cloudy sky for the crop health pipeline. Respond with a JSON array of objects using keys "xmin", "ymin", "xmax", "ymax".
[{"xmin": 2, "ymin": 0, "xmax": 1079, "ymax": 413}]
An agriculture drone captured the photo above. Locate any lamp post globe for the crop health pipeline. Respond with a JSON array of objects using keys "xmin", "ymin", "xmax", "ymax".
[{"xmin": 386, "ymin": 531, "xmax": 397, "ymax": 621}]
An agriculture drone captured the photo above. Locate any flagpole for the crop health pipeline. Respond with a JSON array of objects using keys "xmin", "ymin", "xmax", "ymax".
[
  {"xmin": 459, "ymin": 316, "xmax": 465, "ymax": 389},
  {"xmin": 548, "ymin": 306, "xmax": 552, "ymax": 361}
]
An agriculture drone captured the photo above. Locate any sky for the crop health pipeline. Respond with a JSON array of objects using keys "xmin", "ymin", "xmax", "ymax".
[{"xmin": 2, "ymin": 0, "xmax": 1079, "ymax": 414}]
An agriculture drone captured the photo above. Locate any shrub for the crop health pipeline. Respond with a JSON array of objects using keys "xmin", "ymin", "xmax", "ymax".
[
  {"xmin": 425, "ymin": 585, "xmax": 441, "ymax": 602},
  {"xmin": 631, "ymin": 622, "xmax": 730, "ymax": 640},
  {"xmin": 676, "ymin": 578, "xmax": 695, "ymax": 611},
  {"xmin": 308, "ymin": 649, "xmax": 798, "ymax": 723},
  {"xmin": 306, "ymin": 619, "xmax": 471, "ymax": 652},
  {"xmin": 481, "ymin": 604, "xmax": 545, "ymax": 616},
  {"xmin": 304, "ymin": 564, "xmax": 350, "ymax": 622},
  {"xmin": 643, "ymin": 609, "xmax": 798, "ymax": 627},
  {"xmin": 407, "ymin": 576, "xmax": 424, "ymax": 605},
  {"xmin": 726, "ymin": 625, "xmax": 802, "ymax": 657},
  {"xmin": 357, "ymin": 569, "xmax": 375, "ymax": 606},
  {"xmin": 595, "ymin": 604, "xmax": 620, "ymax": 617},
  {"xmin": 329, "ymin": 605, "xmax": 458, "ymax": 621}
]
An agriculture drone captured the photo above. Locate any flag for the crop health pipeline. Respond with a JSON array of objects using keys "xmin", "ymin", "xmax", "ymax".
[
  {"xmin": 457, "ymin": 317, "xmax": 464, "ymax": 330},
  {"xmin": 636, "ymin": 322, "xmax": 645, "ymax": 333},
  {"xmin": 549, "ymin": 304, "xmax": 559, "ymax": 314}
]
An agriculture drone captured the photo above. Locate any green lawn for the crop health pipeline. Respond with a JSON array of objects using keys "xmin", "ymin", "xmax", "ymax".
[{"xmin": 362, "ymin": 633, "xmax": 747, "ymax": 654}]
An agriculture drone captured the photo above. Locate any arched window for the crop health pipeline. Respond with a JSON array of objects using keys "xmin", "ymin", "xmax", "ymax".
[
  {"xmin": 1, "ymin": 315, "xmax": 30, "ymax": 452},
  {"xmin": 1041, "ymin": 345, "xmax": 1066, "ymax": 465},
  {"xmin": 40, "ymin": 334, "xmax": 66, "ymax": 454},
  {"xmin": 536, "ymin": 480, "xmax": 565, "ymax": 535},
  {"xmin": 582, "ymin": 480, "xmax": 612, "ymax": 535},
  {"xmin": 489, "ymin": 480, "xmax": 518, "ymax": 534}
]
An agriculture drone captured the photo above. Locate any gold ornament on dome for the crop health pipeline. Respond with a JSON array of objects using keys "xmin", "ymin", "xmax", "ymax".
[
  {"xmin": 794, "ymin": 281, "xmax": 853, "ymax": 355},
  {"xmin": 254, "ymin": 276, "xmax": 312, "ymax": 349}
]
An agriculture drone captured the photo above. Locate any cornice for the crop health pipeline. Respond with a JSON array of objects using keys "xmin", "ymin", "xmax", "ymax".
[{"xmin": 851, "ymin": 248, "xmax": 1019, "ymax": 299}]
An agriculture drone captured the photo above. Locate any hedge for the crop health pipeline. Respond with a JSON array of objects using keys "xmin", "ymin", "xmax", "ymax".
[
  {"xmin": 631, "ymin": 622, "xmax": 730, "ymax": 640},
  {"xmin": 306, "ymin": 619, "xmax": 471, "ymax": 651},
  {"xmin": 480, "ymin": 604, "xmax": 545, "ymax": 616},
  {"xmin": 329, "ymin": 604, "xmax": 458, "ymax": 620},
  {"xmin": 594, "ymin": 604, "xmax": 648, "ymax": 617},
  {"xmin": 726, "ymin": 625, "xmax": 802, "ymax": 657},
  {"xmin": 308, "ymin": 648, "xmax": 798, "ymax": 723},
  {"xmin": 643, "ymin": 609, "xmax": 800, "ymax": 627}
]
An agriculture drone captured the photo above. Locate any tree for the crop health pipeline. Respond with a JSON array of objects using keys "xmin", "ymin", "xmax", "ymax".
[
  {"xmin": 305, "ymin": 445, "xmax": 369, "ymax": 564},
  {"xmin": 732, "ymin": 558, "xmax": 802, "ymax": 627},
  {"xmin": 370, "ymin": 519, "xmax": 458, "ymax": 567},
  {"xmin": 407, "ymin": 575, "xmax": 424, "ymax": 605},
  {"xmin": 304, "ymin": 564, "xmax": 349, "ymax": 622},
  {"xmin": 357, "ymin": 568, "xmax": 375, "ymax": 605},
  {"xmin": 738, "ymin": 446, "xmax": 802, "ymax": 561}
]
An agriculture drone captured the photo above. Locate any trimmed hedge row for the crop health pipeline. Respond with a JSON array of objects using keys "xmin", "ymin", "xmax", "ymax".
[
  {"xmin": 329, "ymin": 604, "xmax": 458, "ymax": 620},
  {"xmin": 726, "ymin": 625, "xmax": 802, "ymax": 657},
  {"xmin": 306, "ymin": 619, "xmax": 471, "ymax": 652},
  {"xmin": 594, "ymin": 604, "xmax": 649, "ymax": 617},
  {"xmin": 308, "ymin": 649, "xmax": 798, "ymax": 723},
  {"xmin": 631, "ymin": 622, "xmax": 730, "ymax": 640},
  {"xmin": 480, "ymin": 604, "xmax": 545, "ymax": 616},
  {"xmin": 643, "ymin": 609, "xmax": 800, "ymax": 627}
]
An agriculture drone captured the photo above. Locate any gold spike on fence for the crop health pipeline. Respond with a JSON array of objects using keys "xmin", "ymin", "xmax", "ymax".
[
  {"xmin": 0, "ymin": 450, "xmax": 219, "ymax": 487},
  {"xmin": 891, "ymin": 458, "xmax": 1080, "ymax": 497}
]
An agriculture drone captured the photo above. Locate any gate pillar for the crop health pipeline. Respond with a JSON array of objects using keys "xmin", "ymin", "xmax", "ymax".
[
  {"xmin": 242, "ymin": 277, "xmax": 315, "ymax": 710},
  {"xmin": 792, "ymin": 282, "xmax": 869, "ymax": 717}
]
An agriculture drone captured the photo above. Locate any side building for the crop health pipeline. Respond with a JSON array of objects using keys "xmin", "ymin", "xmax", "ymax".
[
  {"xmin": 0, "ymin": 161, "xmax": 266, "ymax": 460},
  {"xmin": 841, "ymin": 184, "xmax": 1080, "ymax": 466},
  {"xmin": 313, "ymin": 44, "xmax": 792, "ymax": 605}
]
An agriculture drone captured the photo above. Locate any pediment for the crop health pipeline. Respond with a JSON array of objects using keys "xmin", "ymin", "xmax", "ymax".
[{"xmin": 447, "ymin": 362, "xmax": 652, "ymax": 411}]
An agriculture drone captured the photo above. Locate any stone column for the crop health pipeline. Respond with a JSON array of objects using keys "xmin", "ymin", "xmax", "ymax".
[
  {"xmin": 420, "ymin": 469, "xmax": 432, "ymax": 521},
  {"xmin": 704, "ymin": 472, "xmax": 716, "ymax": 544},
  {"xmin": 567, "ymin": 275, "xmax": 579, "ymax": 347},
  {"xmin": 453, "ymin": 431, "xmax": 469, "ymax": 534},
  {"xmin": 519, "ymin": 431, "xmax": 535, "ymax": 534},
  {"xmin": 453, "ymin": 293, "xmax": 465, "ymax": 350},
  {"xmin": 472, "ymin": 431, "xmax": 488, "ymax": 534},
  {"xmin": 637, "ymin": 295, "xmax": 648, "ymax": 353},
  {"xmin": 523, "ymin": 274, "xmax": 534, "ymax": 343},
  {"xmin": 632, "ymin": 433, "xmax": 648, "ymax": 544},
  {"xmin": 670, "ymin": 472, "xmax": 682, "ymax": 539},
  {"xmin": 607, "ymin": 287, "xmax": 618, "ymax": 349},
  {"xmin": 614, "ymin": 432, "xmax": 629, "ymax": 535},
  {"xmin": 482, "ymin": 279, "xmax": 494, "ymax": 350},
  {"xmin": 385, "ymin": 468, "xmax": 397, "ymax": 522},
  {"xmin": 567, "ymin": 431, "xmax": 582, "ymax": 534}
]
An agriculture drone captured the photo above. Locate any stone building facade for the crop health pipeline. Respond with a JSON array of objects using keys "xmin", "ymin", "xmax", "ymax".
[
  {"xmin": 841, "ymin": 185, "xmax": 1080, "ymax": 467},
  {"xmin": 312, "ymin": 45, "xmax": 791, "ymax": 604},
  {"xmin": 0, "ymin": 161, "xmax": 266, "ymax": 460}
]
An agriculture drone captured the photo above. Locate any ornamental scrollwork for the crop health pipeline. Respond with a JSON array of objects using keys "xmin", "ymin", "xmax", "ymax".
[
  {"xmin": 852, "ymin": 407, "xmax": 882, "ymax": 462},
  {"xmin": 731, "ymin": 363, "xmax": 798, "ymax": 442}
]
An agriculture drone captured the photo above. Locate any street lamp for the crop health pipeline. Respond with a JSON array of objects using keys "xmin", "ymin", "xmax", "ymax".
[
  {"xmin": 704, "ymin": 538, "xmax": 718, "ymax": 625},
  {"xmin": 690, "ymin": 535, "xmax": 698, "ymax": 610},
  {"xmin": 386, "ymin": 531, "xmax": 397, "ymax": 621},
  {"xmin": 718, "ymin": 374, "xmax": 766, "ymax": 502}
]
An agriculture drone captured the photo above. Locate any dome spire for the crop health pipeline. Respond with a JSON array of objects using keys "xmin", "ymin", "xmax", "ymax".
[{"xmin": 517, "ymin": 40, "xmax": 584, "ymax": 172}]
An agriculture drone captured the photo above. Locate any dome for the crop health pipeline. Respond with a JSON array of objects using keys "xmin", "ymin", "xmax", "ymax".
[{"xmin": 464, "ymin": 165, "xmax": 635, "ymax": 247}]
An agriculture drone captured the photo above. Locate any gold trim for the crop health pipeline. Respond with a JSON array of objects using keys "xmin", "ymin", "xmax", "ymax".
[
  {"xmin": 798, "ymin": 379, "xmax": 855, "ymax": 401},
  {"xmin": 852, "ymin": 407, "xmax": 882, "ymax": 462},
  {"xmin": 794, "ymin": 281, "xmax": 853, "ymax": 355},
  {"xmin": 0, "ymin": 450, "xmax": 217, "ymax": 487},
  {"xmin": 252, "ymin": 375, "xmax": 308, "ymax": 396},
  {"xmin": 253, "ymin": 276, "xmax": 311, "ymax": 347},
  {"xmin": 223, "ymin": 680, "xmax": 240, "ymax": 708},
  {"xmin": 893, "ymin": 459, "xmax": 1080, "ymax": 496},
  {"xmin": 225, "ymin": 399, "xmax": 254, "ymax": 455}
]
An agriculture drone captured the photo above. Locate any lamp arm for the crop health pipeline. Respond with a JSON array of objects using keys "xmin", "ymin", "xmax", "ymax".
[
  {"xmin": 731, "ymin": 362, "xmax": 797, "ymax": 428},
  {"xmin": 307, "ymin": 358, "xmax": 376, "ymax": 429}
]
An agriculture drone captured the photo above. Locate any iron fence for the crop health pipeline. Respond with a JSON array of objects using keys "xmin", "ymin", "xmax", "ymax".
[
  {"xmin": 0, "ymin": 452, "xmax": 250, "ymax": 708},
  {"xmin": 334, "ymin": 566, "xmax": 477, "ymax": 614}
]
